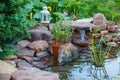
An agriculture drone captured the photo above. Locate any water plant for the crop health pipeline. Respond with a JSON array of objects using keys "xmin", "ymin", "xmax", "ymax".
[{"xmin": 90, "ymin": 31, "xmax": 111, "ymax": 67}]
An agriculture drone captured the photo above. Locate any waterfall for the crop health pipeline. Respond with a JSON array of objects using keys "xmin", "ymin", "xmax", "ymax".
[{"xmin": 79, "ymin": 29, "xmax": 85, "ymax": 40}]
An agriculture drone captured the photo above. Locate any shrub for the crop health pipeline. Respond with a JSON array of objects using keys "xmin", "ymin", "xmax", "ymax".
[
  {"xmin": 0, "ymin": 0, "xmax": 36, "ymax": 44},
  {"xmin": 0, "ymin": 0, "xmax": 37, "ymax": 59},
  {"xmin": 0, "ymin": 44, "xmax": 17, "ymax": 59}
]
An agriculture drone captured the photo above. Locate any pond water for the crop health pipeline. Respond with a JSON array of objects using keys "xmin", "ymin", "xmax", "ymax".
[{"xmin": 51, "ymin": 52, "xmax": 120, "ymax": 80}]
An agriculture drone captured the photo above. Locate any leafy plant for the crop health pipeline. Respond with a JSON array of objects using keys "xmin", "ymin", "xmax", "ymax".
[{"xmin": 52, "ymin": 21, "xmax": 73, "ymax": 43}]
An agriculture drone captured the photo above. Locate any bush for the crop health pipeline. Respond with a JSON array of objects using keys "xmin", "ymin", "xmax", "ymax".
[
  {"xmin": 0, "ymin": 0, "xmax": 36, "ymax": 44},
  {"xmin": 0, "ymin": 44, "xmax": 17, "ymax": 59},
  {"xmin": 0, "ymin": 0, "xmax": 37, "ymax": 59}
]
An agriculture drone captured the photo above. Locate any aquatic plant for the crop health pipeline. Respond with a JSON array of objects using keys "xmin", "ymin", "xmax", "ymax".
[{"xmin": 90, "ymin": 31, "xmax": 111, "ymax": 67}]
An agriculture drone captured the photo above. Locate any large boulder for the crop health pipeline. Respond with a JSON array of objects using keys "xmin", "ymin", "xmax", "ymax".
[
  {"xmin": 93, "ymin": 13, "xmax": 107, "ymax": 30},
  {"xmin": 58, "ymin": 43, "xmax": 78, "ymax": 65},
  {"xmin": 27, "ymin": 40, "xmax": 49, "ymax": 52},
  {"xmin": 28, "ymin": 29, "xmax": 53, "ymax": 42},
  {"xmin": 11, "ymin": 67, "xmax": 60, "ymax": 80}
]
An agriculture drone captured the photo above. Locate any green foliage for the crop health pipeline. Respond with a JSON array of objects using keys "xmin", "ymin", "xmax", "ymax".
[
  {"xmin": 0, "ymin": 44, "xmax": 17, "ymax": 59},
  {"xmin": 0, "ymin": 0, "xmax": 37, "ymax": 59},
  {"xmin": 28, "ymin": 0, "xmax": 120, "ymax": 23},
  {"xmin": 52, "ymin": 21, "xmax": 73, "ymax": 43},
  {"xmin": 0, "ymin": 0, "xmax": 36, "ymax": 44}
]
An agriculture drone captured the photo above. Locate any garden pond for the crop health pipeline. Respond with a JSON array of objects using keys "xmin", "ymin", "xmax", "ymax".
[{"xmin": 51, "ymin": 52, "xmax": 120, "ymax": 80}]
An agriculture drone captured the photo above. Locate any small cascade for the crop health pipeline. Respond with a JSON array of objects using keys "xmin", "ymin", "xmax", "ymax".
[{"xmin": 79, "ymin": 29, "xmax": 85, "ymax": 40}]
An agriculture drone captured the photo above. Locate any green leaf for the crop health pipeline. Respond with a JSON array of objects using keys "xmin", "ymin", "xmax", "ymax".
[{"xmin": 33, "ymin": 10, "xmax": 41, "ymax": 19}]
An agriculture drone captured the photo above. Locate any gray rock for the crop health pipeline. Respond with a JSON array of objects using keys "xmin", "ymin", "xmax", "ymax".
[
  {"xmin": 16, "ymin": 60, "xmax": 33, "ymax": 69},
  {"xmin": 36, "ymin": 51, "xmax": 50, "ymax": 58},
  {"xmin": 4, "ymin": 60, "xmax": 16, "ymax": 67},
  {"xmin": 31, "ymin": 62, "xmax": 47, "ymax": 69},
  {"xmin": 16, "ymin": 48, "xmax": 35, "ymax": 58},
  {"xmin": 93, "ymin": 13, "xmax": 107, "ymax": 30},
  {"xmin": 17, "ymin": 40, "xmax": 31, "ymax": 48},
  {"xmin": 28, "ymin": 29, "xmax": 53, "ymax": 42},
  {"xmin": 0, "ymin": 73, "xmax": 11, "ymax": 80},
  {"xmin": 62, "ymin": 20, "xmax": 94, "ymax": 30},
  {"xmin": 107, "ymin": 42, "xmax": 118, "ymax": 47},
  {"xmin": 58, "ymin": 43, "xmax": 78, "ymax": 65},
  {"xmin": 11, "ymin": 67, "xmax": 60, "ymax": 80}
]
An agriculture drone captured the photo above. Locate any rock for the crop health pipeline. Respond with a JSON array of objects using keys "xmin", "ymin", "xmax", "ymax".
[
  {"xmin": 93, "ymin": 13, "xmax": 107, "ymax": 30},
  {"xmin": 27, "ymin": 40, "xmax": 49, "ymax": 52},
  {"xmin": 92, "ymin": 33, "xmax": 101, "ymax": 39},
  {"xmin": 4, "ymin": 60, "xmax": 16, "ymax": 67},
  {"xmin": 104, "ymin": 34, "xmax": 113, "ymax": 42},
  {"xmin": 17, "ymin": 40, "xmax": 31, "ymax": 48},
  {"xmin": 22, "ymin": 56, "xmax": 32, "ymax": 63},
  {"xmin": 28, "ymin": 29, "xmax": 53, "ymax": 42},
  {"xmin": 63, "ymin": 20, "xmax": 94, "ymax": 30},
  {"xmin": 117, "ymin": 42, "xmax": 120, "ymax": 46},
  {"xmin": 13, "ymin": 45, "xmax": 24, "ymax": 50},
  {"xmin": 107, "ymin": 42, "xmax": 118, "ymax": 47},
  {"xmin": 33, "ymin": 51, "xmax": 52, "ymax": 69},
  {"xmin": 0, "ymin": 73, "xmax": 11, "ymax": 80},
  {"xmin": 100, "ymin": 30, "xmax": 108, "ymax": 35},
  {"xmin": 36, "ymin": 51, "xmax": 50, "ymax": 58},
  {"xmin": 16, "ymin": 48, "xmax": 35, "ymax": 58},
  {"xmin": 108, "ymin": 25, "xmax": 119, "ymax": 33},
  {"xmin": 107, "ymin": 21, "xmax": 115, "ymax": 26},
  {"xmin": 16, "ymin": 60, "xmax": 33, "ymax": 69},
  {"xmin": 0, "ymin": 60, "xmax": 17, "ymax": 74},
  {"xmin": 31, "ymin": 62, "xmax": 47, "ymax": 69},
  {"xmin": 58, "ymin": 43, "xmax": 78, "ymax": 65},
  {"xmin": 11, "ymin": 67, "xmax": 60, "ymax": 80},
  {"xmin": 72, "ymin": 37, "xmax": 90, "ymax": 47},
  {"xmin": 4, "ymin": 55, "xmax": 17, "ymax": 60},
  {"xmin": 112, "ymin": 34, "xmax": 120, "ymax": 43},
  {"xmin": 29, "ymin": 23, "xmax": 48, "ymax": 30}
]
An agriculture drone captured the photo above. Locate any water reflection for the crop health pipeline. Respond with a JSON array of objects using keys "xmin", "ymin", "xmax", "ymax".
[
  {"xmin": 89, "ymin": 66, "xmax": 109, "ymax": 80},
  {"xmin": 66, "ymin": 58, "xmax": 120, "ymax": 80}
]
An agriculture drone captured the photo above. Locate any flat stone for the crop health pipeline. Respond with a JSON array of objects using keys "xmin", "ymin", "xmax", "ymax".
[
  {"xmin": 16, "ymin": 60, "xmax": 33, "ymax": 69},
  {"xmin": 36, "ymin": 51, "xmax": 50, "ymax": 58},
  {"xmin": 62, "ymin": 21, "xmax": 94, "ymax": 30},
  {"xmin": 16, "ymin": 48, "xmax": 35, "ymax": 58},
  {"xmin": 11, "ymin": 67, "xmax": 60, "ymax": 80}
]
